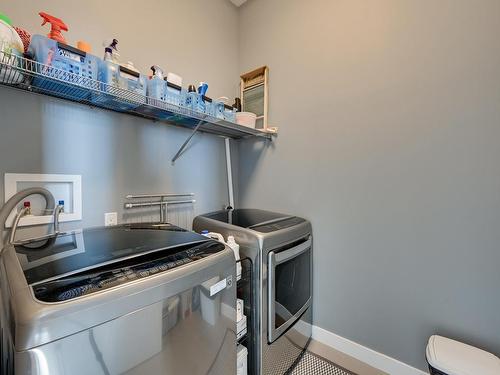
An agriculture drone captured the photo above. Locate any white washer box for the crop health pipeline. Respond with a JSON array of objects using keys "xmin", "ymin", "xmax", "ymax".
[
  {"xmin": 426, "ymin": 335, "xmax": 500, "ymax": 375},
  {"xmin": 4, "ymin": 173, "xmax": 82, "ymax": 227}
]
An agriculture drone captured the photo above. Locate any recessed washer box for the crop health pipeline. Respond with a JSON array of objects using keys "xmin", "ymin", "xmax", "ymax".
[{"xmin": 4, "ymin": 173, "xmax": 82, "ymax": 228}]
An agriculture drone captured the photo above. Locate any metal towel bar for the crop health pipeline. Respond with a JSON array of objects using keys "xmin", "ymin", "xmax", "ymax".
[{"xmin": 124, "ymin": 193, "xmax": 196, "ymax": 224}]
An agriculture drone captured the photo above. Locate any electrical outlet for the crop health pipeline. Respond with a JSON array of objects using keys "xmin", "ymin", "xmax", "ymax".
[{"xmin": 104, "ymin": 212, "xmax": 118, "ymax": 227}]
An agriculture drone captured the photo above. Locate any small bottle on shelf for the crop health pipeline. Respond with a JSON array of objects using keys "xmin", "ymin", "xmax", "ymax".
[{"xmin": 232, "ymin": 97, "xmax": 242, "ymax": 112}]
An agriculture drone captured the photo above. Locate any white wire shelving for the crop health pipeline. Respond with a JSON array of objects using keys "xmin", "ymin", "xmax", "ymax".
[{"xmin": 0, "ymin": 52, "xmax": 275, "ymax": 162}]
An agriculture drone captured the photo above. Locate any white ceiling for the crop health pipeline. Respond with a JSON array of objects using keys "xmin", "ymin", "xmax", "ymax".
[{"xmin": 230, "ymin": 0, "xmax": 247, "ymax": 7}]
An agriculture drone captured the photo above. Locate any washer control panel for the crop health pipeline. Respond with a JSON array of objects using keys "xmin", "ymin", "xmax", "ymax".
[{"xmin": 33, "ymin": 240, "xmax": 224, "ymax": 302}]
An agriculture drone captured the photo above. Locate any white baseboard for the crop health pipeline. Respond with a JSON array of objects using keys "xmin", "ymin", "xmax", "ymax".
[{"xmin": 312, "ymin": 326, "xmax": 428, "ymax": 375}]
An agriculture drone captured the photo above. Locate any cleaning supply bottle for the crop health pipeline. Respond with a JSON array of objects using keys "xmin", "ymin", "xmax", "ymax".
[
  {"xmin": 147, "ymin": 65, "xmax": 166, "ymax": 101},
  {"xmin": 100, "ymin": 39, "xmax": 120, "ymax": 88},
  {"xmin": 197, "ymin": 82, "xmax": 208, "ymax": 113},
  {"xmin": 103, "ymin": 38, "xmax": 119, "ymax": 63},
  {"xmin": 200, "ymin": 231, "xmax": 242, "ymax": 280},
  {"xmin": 186, "ymin": 84, "xmax": 198, "ymax": 110},
  {"xmin": 38, "ymin": 12, "xmax": 68, "ymax": 44},
  {"xmin": 201, "ymin": 231, "xmax": 225, "ymax": 243},
  {"xmin": 227, "ymin": 236, "xmax": 242, "ymax": 281},
  {"xmin": 232, "ymin": 97, "xmax": 242, "ymax": 112}
]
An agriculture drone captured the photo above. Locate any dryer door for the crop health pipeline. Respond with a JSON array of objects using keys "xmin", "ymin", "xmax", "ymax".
[{"xmin": 268, "ymin": 237, "xmax": 312, "ymax": 343}]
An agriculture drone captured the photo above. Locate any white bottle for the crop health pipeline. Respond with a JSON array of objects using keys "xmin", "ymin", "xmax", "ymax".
[
  {"xmin": 202, "ymin": 231, "xmax": 225, "ymax": 243},
  {"xmin": 237, "ymin": 345, "xmax": 248, "ymax": 375},
  {"xmin": 227, "ymin": 235, "xmax": 242, "ymax": 281},
  {"xmin": 201, "ymin": 231, "xmax": 242, "ymax": 280}
]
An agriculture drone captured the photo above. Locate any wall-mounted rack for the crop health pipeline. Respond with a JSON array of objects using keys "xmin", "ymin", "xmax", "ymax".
[
  {"xmin": 0, "ymin": 52, "xmax": 275, "ymax": 163},
  {"xmin": 124, "ymin": 193, "xmax": 195, "ymax": 223}
]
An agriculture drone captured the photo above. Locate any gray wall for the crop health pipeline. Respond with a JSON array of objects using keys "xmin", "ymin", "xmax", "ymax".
[
  {"xmin": 238, "ymin": 0, "xmax": 500, "ymax": 371},
  {"xmin": 0, "ymin": 0, "xmax": 240, "ymax": 233}
]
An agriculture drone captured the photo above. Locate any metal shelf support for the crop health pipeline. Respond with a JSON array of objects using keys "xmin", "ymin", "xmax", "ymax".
[
  {"xmin": 171, "ymin": 120, "xmax": 205, "ymax": 164},
  {"xmin": 225, "ymin": 138, "xmax": 235, "ymax": 209}
]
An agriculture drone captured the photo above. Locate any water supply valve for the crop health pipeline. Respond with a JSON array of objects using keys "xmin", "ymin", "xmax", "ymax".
[{"xmin": 23, "ymin": 201, "xmax": 32, "ymax": 215}]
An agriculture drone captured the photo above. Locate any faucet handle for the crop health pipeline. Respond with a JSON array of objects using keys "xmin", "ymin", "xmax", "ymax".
[{"xmin": 53, "ymin": 205, "xmax": 64, "ymax": 233}]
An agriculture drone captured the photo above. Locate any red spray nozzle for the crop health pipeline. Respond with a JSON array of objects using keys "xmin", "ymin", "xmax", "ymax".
[{"xmin": 39, "ymin": 12, "xmax": 68, "ymax": 44}]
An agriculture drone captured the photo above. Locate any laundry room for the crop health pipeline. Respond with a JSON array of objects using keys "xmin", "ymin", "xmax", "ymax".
[{"xmin": 0, "ymin": 1, "xmax": 499, "ymax": 375}]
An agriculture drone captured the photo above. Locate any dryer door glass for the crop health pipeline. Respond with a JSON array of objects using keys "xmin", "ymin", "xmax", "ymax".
[{"xmin": 268, "ymin": 237, "xmax": 312, "ymax": 343}]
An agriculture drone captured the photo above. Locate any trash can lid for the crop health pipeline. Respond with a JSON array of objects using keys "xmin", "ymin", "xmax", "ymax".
[{"xmin": 426, "ymin": 335, "xmax": 500, "ymax": 375}]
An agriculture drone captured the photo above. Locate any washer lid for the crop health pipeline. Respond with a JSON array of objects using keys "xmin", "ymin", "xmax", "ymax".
[
  {"xmin": 202, "ymin": 209, "xmax": 305, "ymax": 232},
  {"xmin": 15, "ymin": 223, "xmax": 210, "ymax": 285},
  {"xmin": 426, "ymin": 335, "xmax": 500, "ymax": 375}
]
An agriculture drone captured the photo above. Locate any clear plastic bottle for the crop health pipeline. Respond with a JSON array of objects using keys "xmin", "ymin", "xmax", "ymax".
[
  {"xmin": 147, "ymin": 65, "xmax": 166, "ymax": 101},
  {"xmin": 227, "ymin": 235, "xmax": 242, "ymax": 281}
]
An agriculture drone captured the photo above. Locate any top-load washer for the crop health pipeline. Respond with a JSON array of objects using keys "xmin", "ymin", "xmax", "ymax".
[
  {"xmin": 0, "ymin": 223, "xmax": 236, "ymax": 375},
  {"xmin": 193, "ymin": 209, "xmax": 312, "ymax": 375}
]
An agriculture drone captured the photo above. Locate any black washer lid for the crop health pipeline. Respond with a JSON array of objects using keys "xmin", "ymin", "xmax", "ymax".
[{"xmin": 15, "ymin": 224, "xmax": 210, "ymax": 285}]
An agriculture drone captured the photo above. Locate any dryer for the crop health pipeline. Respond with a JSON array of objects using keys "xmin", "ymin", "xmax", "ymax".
[{"xmin": 194, "ymin": 209, "xmax": 312, "ymax": 375}]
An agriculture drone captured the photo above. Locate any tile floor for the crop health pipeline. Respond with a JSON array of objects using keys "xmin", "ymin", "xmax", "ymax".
[{"xmin": 290, "ymin": 351, "xmax": 355, "ymax": 375}]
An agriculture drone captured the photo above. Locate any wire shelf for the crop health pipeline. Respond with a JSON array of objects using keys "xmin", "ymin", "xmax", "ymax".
[{"xmin": 0, "ymin": 51, "xmax": 275, "ymax": 140}]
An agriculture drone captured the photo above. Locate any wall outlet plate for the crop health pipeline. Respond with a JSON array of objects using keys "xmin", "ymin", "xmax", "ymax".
[{"xmin": 104, "ymin": 212, "xmax": 118, "ymax": 226}]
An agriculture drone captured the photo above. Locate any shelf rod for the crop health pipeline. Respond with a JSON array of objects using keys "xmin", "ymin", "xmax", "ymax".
[
  {"xmin": 124, "ymin": 199, "xmax": 196, "ymax": 209},
  {"xmin": 126, "ymin": 193, "xmax": 194, "ymax": 199},
  {"xmin": 171, "ymin": 120, "xmax": 205, "ymax": 164}
]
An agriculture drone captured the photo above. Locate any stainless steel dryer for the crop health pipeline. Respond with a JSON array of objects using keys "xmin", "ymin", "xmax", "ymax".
[
  {"xmin": 193, "ymin": 209, "xmax": 312, "ymax": 375},
  {"xmin": 0, "ymin": 223, "xmax": 236, "ymax": 375}
]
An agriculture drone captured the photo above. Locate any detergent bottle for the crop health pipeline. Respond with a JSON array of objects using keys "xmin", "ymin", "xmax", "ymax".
[
  {"xmin": 201, "ymin": 231, "xmax": 242, "ymax": 281},
  {"xmin": 119, "ymin": 61, "xmax": 147, "ymax": 95},
  {"xmin": 0, "ymin": 12, "xmax": 24, "ymax": 83},
  {"xmin": 147, "ymin": 65, "xmax": 166, "ymax": 101}
]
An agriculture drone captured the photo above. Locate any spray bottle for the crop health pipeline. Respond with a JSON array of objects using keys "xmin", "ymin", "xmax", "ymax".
[
  {"xmin": 38, "ymin": 12, "xmax": 68, "ymax": 44},
  {"xmin": 103, "ymin": 38, "xmax": 119, "ymax": 63},
  {"xmin": 147, "ymin": 65, "xmax": 166, "ymax": 101},
  {"xmin": 99, "ymin": 38, "xmax": 120, "ymax": 88}
]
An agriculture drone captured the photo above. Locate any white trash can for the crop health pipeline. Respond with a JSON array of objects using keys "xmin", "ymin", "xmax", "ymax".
[{"xmin": 426, "ymin": 335, "xmax": 500, "ymax": 375}]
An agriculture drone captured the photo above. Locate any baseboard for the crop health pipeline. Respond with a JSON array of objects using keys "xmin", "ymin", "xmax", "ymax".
[{"xmin": 312, "ymin": 326, "xmax": 428, "ymax": 375}]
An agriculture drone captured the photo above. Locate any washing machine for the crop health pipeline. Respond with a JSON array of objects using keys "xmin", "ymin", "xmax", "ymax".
[
  {"xmin": 0, "ymin": 223, "xmax": 236, "ymax": 375},
  {"xmin": 194, "ymin": 209, "xmax": 312, "ymax": 375}
]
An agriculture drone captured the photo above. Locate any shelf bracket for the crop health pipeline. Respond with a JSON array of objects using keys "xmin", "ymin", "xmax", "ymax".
[
  {"xmin": 225, "ymin": 138, "xmax": 235, "ymax": 209},
  {"xmin": 171, "ymin": 120, "xmax": 205, "ymax": 164}
]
